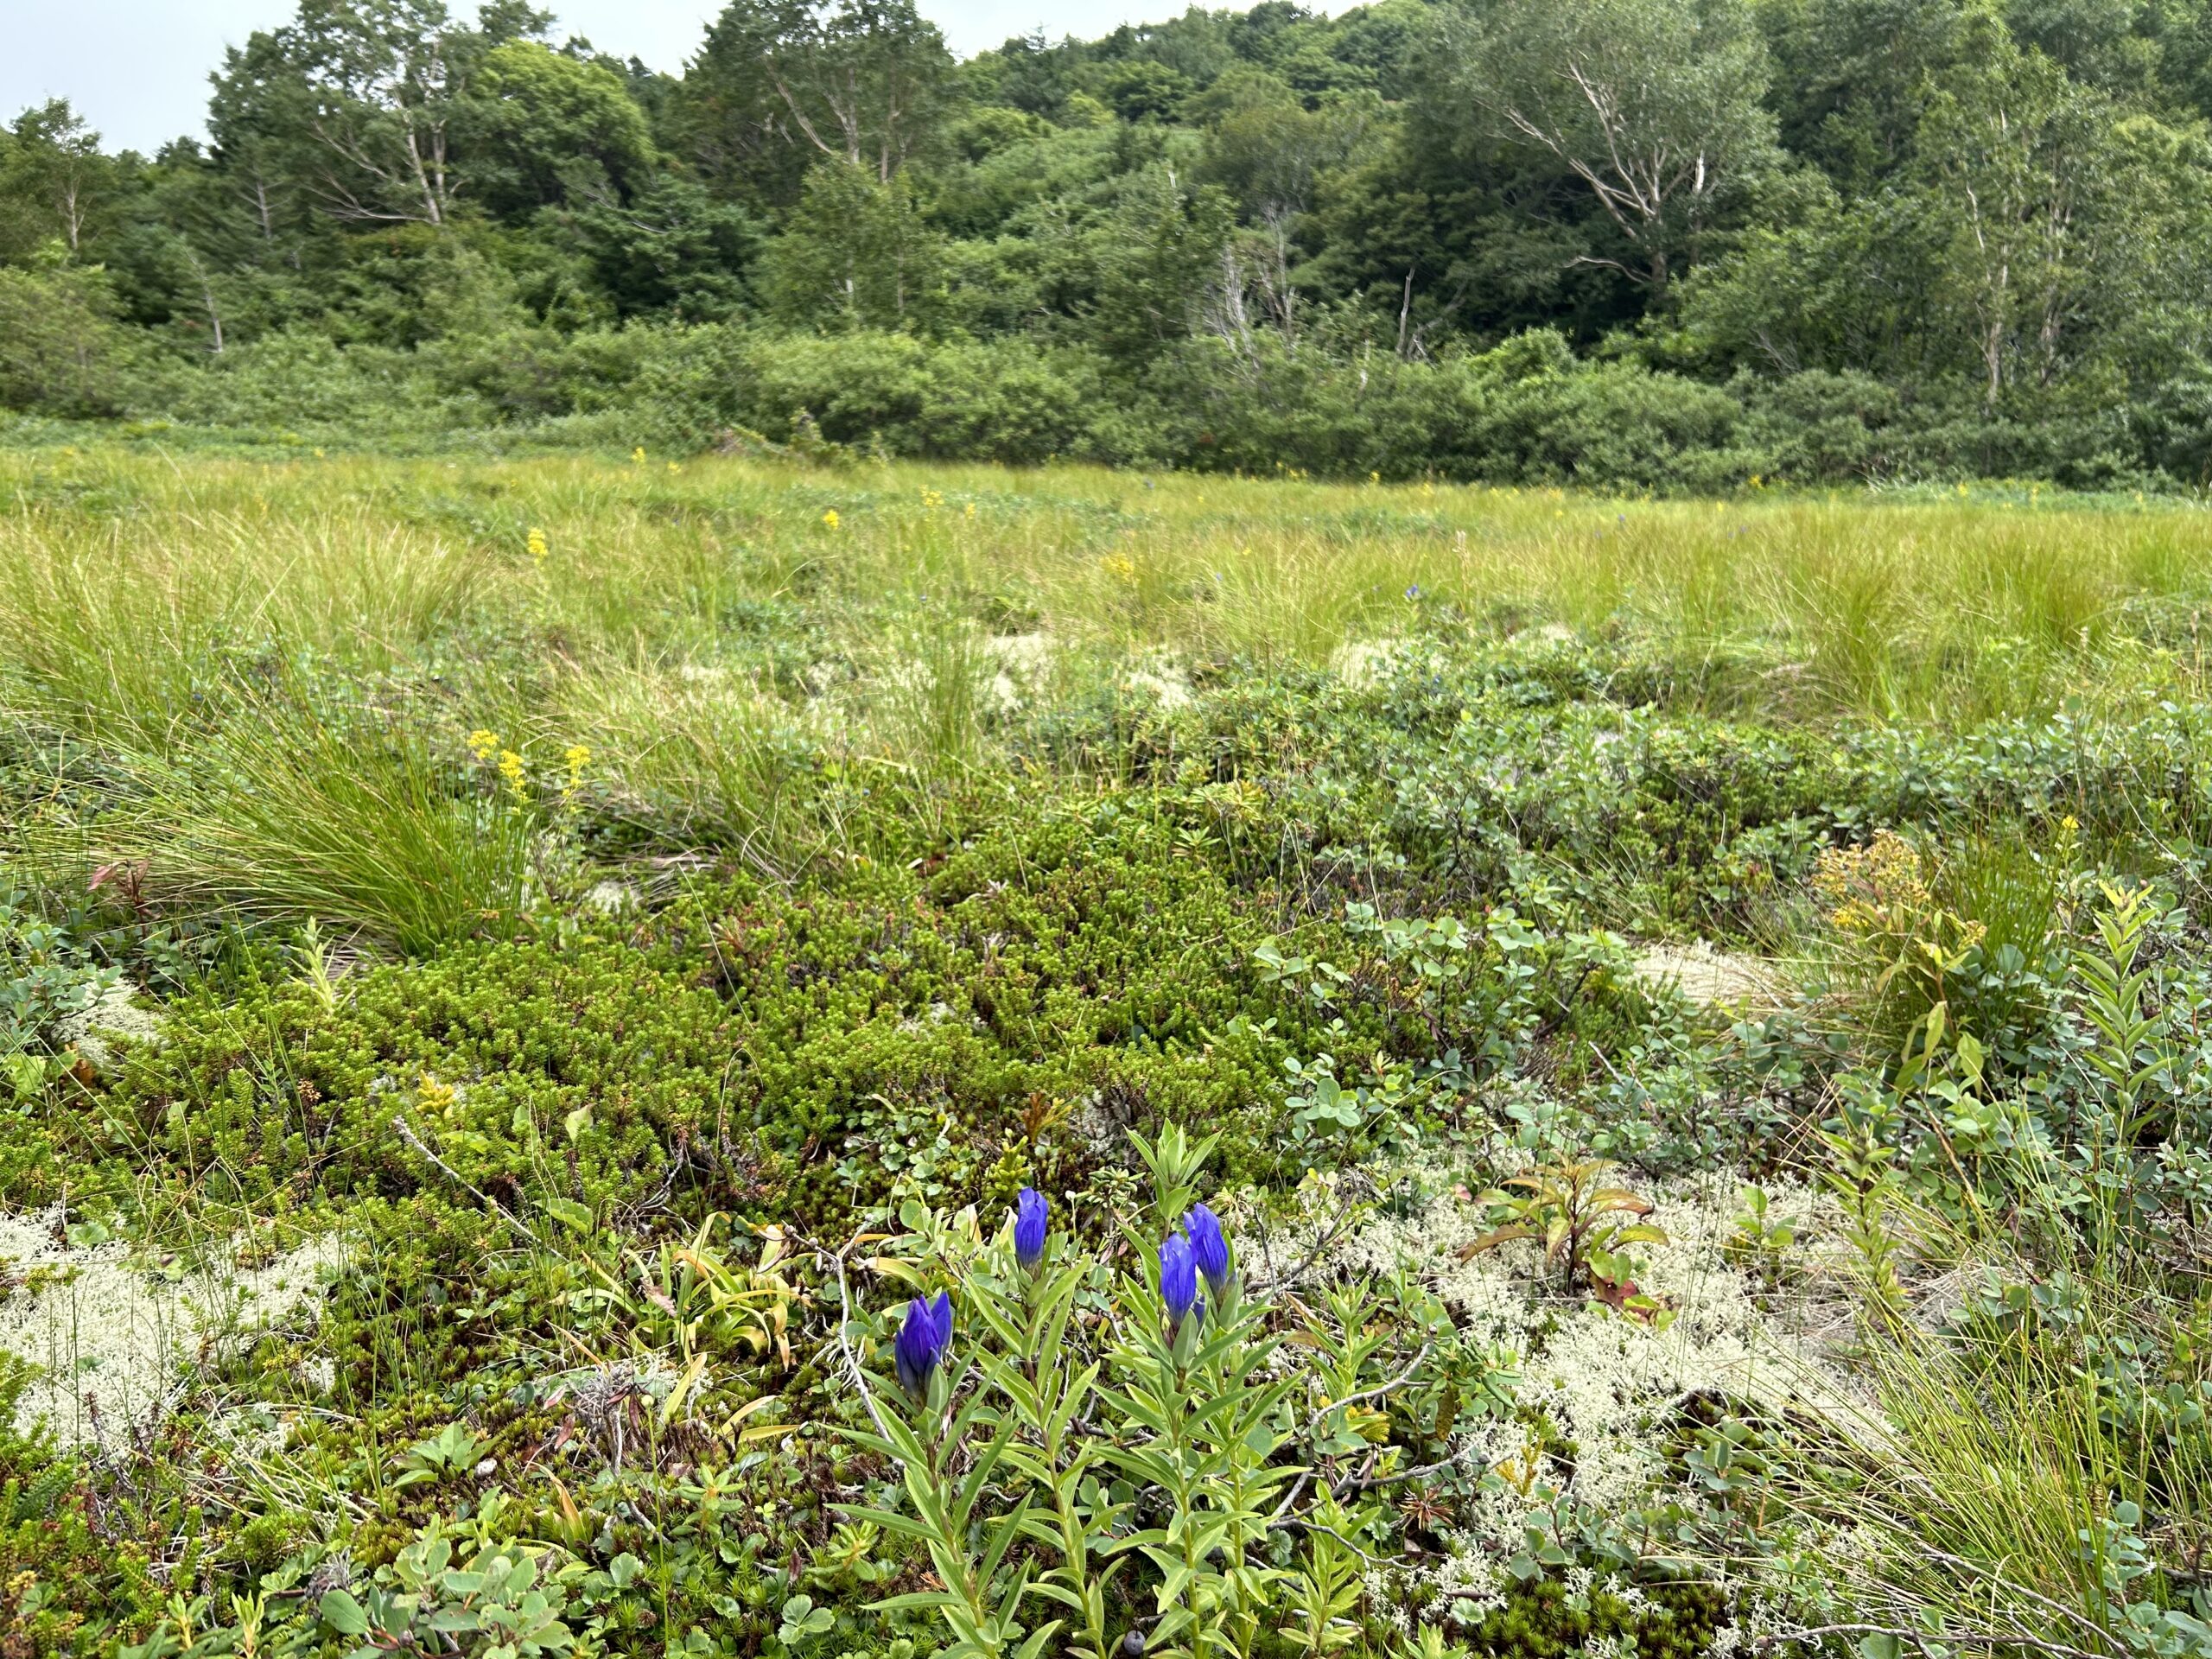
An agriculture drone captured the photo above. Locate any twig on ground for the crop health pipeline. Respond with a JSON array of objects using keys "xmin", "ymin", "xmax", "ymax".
[
  {"xmin": 392, "ymin": 1116, "xmax": 543, "ymax": 1247},
  {"xmin": 1269, "ymin": 1343, "xmax": 1433, "ymax": 1523},
  {"xmin": 785, "ymin": 1225, "xmax": 895, "ymax": 1443}
]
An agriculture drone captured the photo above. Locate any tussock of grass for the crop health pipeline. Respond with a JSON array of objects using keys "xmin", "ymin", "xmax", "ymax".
[
  {"xmin": 1768, "ymin": 1296, "xmax": 2212, "ymax": 1651},
  {"xmin": 73, "ymin": 695, "xmax": 534, "ymax": 951}
]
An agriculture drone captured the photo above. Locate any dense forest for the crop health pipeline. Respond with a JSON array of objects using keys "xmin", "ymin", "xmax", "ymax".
[{"xmin": 9, "ymin": 0, "xmax": 2212, "ymax": 485}]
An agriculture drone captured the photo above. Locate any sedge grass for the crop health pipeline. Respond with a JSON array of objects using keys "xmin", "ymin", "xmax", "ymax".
[
  {"xmin": 1761, "ymin": 1277, "xmax": 2212, "ymax": 1656},
  {"xmin": 5, "ymin": 450, "xmax": 2210, "ymax": 732},
  {"xmin": 48, "ymin": 690, "xmax": 537, "ymax": 952},
  {"xmin": 8, "ymin": 448, "xmax": 2212, "ymax": 954}
]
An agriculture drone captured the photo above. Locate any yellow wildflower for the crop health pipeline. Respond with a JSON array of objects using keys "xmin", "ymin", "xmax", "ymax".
[
  {"xmin": 467, "ymin": 728, "xmax": 499, "ymax": 760},
  {"xmin": 564, "ymin": 744, "xmax": 591, "ymax": 772},
  {"xmin": 667, "ymin": 461, "xmax": 680, "ymax": 474},
  {"xmin": 498, "ymin": 749, "xmax": 526, "ymax": 799},
  {"xmin": 964, "ymin": 500, "xmax": 976, "ymax": 519},
  {"xmin": 632, "ymin": 447, "xmax": 646, "ymax": 465},
  {"xmin": 526, "ymin": 527, "xmax": 549, "ymax": 561},
  {"xmin": 823, "ymin": 509, "xmax": 841, "ymax": 531},
  {"xmin": 922, "ymin": 489, "xmax": 944, "ymax": 512},
  {"xmin": 417, "ymin": 1072, "xmax": 457, "ymax": 1120},
  {"xmin": 1101, "ymin": 553, "xmax": 1137, "ymax": 582},
  {"xmin": 1813, "ymin": 830, "xmax": 1931, "ymax": 926}
]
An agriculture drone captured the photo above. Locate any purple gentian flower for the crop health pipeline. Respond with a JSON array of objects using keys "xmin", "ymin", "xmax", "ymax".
[
  {"xmin": 1184, "ymin": 1204, "xmax": 1231, "ymax": 1299},
  {"xmin": 1014, "ymin": 1187, "xmax": 1049, "ymax": 1269},
  {"xmin": 895, "ymin": 1291, "xmax": 952, "ymax": 1399},
  {"xmin": 1160, "ymin": 1234, "xmax": 1198, "ymax": 1332}
]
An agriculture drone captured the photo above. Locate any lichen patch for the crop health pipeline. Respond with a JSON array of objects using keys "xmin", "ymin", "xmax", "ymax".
[{"xmin": 0, "ymin": 1211, "xmax": 346, "ymax": 1451}]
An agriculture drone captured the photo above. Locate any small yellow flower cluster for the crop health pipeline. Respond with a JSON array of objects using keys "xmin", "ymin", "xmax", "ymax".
[
  {"xmin": 526, "ymin": 526, "xmax": 549, "ymax": 562},
  {"xmin": 417, "ymin": 1071, "xmax": 458, "ymax": 1120},
  {"xmin": 632, "ymin": 447, "xmax": 647, "ymax": 465},
  {"xmin": 964, "ymin": 500, "xmax": 977, "ymax": 519},
  {"xmin": 469, "ymin": 728, "xmax": 529, "ymax": 800},
  {"xmin": 1100, "ymin": 552, "xmax": 1137, "ymax": 583},
  {"xmin": 921, "ymin": 488, "xmax": 944, "ymax": 512},
  {"xmin": 1812, "ymin": 830, "xmax": 1929, "ymax": 933},
  {"xmin": 562, "ymin": 744, "xmax": 591, "ymax": 801},
  {"xmin": 822, "ymin": 509, "xmax": 841, "ymax": 531}
]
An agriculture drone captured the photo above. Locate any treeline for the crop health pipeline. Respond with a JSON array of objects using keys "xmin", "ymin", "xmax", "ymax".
[{"xmin": 7, "ymin": 0, "xmax": 2212, "ymax": 486}]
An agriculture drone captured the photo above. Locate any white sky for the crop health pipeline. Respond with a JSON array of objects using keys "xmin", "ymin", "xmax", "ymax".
[{"xmin": 0, "ymin": 0, "xmax": 1188, "ymax": 155}]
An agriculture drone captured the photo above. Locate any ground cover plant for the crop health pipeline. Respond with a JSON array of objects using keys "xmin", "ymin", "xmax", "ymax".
[{"xmin": 1, "ymin": 448, "xmax": 2211, "ymax": 1659}]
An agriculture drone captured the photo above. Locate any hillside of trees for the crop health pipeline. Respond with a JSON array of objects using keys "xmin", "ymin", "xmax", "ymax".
[{"xmin": 8, "ymin": 0, "xmax": 2212, "ymax": 486}]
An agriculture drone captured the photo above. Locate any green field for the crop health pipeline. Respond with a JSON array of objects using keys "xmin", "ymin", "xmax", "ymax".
[{"xmin": 3, "ymin": 449, "xmax": 2210, "ymax": 1658}]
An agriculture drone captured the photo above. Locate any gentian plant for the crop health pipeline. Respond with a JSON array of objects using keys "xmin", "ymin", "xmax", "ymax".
[{"xmin": 835, "ymin": 1130, "xmax": 1442, "ymax": 1659}]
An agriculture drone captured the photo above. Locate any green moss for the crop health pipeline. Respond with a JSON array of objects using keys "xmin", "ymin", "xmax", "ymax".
[
  {"xmin": 1455, "ymin": 1575, "xmax": 1730, "ymax": 1659},
  {"xmin": 0, "ymin": 1452, "xmax": 161, "ymax": 1656}
]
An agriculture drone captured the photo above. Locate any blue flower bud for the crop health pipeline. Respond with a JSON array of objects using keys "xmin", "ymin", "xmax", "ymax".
[
  {"xmin": 1160, "ymin": 1234, "xmax": 1198, "ymax": 1332},
  {"xmin": 1184, "ymin": 1203, "xmax": 1231, "ymax": 1298},
  {"xmin": 895, "ymin": 1292, "xmax": 952, "ymax": 1400},
  {"xmin": 1014, "ymin": 1187, "xmax": 1049, "ymax": 1269}
]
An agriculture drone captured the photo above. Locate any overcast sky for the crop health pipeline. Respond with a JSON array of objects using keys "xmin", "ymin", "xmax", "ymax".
[{"xmin": 1, "ymin": 1, "xmax": 1185, "ymax": 156}]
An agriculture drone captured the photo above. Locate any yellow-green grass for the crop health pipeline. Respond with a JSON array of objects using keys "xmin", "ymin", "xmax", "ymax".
[
  {"xmin": 7, "ymin": 447, "xmax": 2212, "ymax": 941},
  {"xmin": 5, "ymin": 449, "xmax": 2210, "ymax": 733}
]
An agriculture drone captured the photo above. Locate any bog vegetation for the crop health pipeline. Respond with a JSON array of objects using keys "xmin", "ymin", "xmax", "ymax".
[
  {"xmin": 10, "ymin": 0, "xmax": 2212, "ymax": 485},
  {"xmin": 1, "ymin": 447, "xmax": 2210, "ymax": 1659}
]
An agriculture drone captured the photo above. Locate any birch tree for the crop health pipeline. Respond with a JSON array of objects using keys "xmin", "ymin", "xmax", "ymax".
[
  {"xmin": 208, "ymin": 1, "xmax": 550, "ymax": 228},
  {"xmin": 1448, "ymin": 0, "xmax": 1778, "ymax": 289},
  {"xmin": 681, "ymin": 0, "xmax": 956, "ymax": 207}
]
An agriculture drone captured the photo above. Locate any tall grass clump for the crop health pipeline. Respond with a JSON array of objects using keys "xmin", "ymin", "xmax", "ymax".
[
  {"xmin": 556, "ymin": 653, "xmax": 832, "ymax": 871},
  {"xmin": 81, "ymin": 692, "xmax": 535, "ymax": 952},
  {"xmin": 872, "ymin": 603, "xmax": 995, "ymax": 789},
  {"xmin": 0, "ymin": 491, "xmax": 481, "ymax": 747},
  {"xmin": 1769, "ymin": 1300, "xmax": 2212, "ymax": 1657}
]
